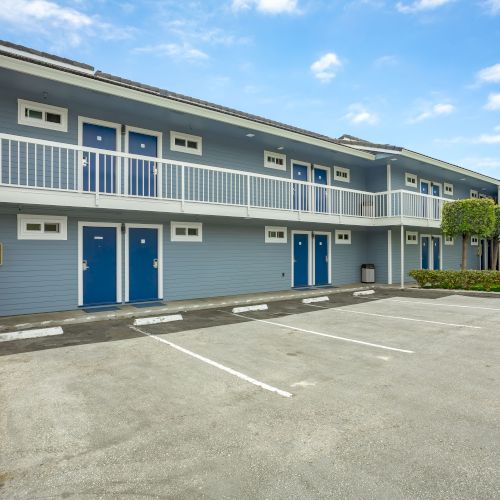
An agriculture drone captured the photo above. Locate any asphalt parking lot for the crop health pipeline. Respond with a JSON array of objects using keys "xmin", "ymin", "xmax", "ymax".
[{"xmin": 1, "ymin": 289, "xmax": 499, "ymax": 499}]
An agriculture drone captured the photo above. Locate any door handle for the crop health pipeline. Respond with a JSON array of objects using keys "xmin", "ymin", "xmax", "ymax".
[
  {"xmin": 82, "ymin": 259, "xmax": 89, "ymax": 271},
  {"xmin": 153, "ymin": 258, "xmax": 158, "ymax": 269}
]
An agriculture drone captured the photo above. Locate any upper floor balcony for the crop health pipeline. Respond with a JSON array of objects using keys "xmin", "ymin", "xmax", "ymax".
[{"xmin": 0, "ymin": 133, "xmax": 449, "ymax": 227}]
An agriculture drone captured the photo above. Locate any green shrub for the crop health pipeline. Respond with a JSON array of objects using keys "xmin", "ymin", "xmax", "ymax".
[{"xmin": 408, "ymin": 269, "xmax": 500, "ymax": 291}]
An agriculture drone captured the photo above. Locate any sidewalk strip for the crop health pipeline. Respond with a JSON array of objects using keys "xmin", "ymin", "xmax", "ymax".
[
  {"xmin": 130, "ymin": 325, "xmax": 292, "ymax": 398},
  {"xmin": 133, "ymin": 314, "xmax": 183, "ymax": 326},
  {"xmin": 228, "ymin": 312, "xmax": 414, "ymax": 354},
  {"xmin": 232, "ymin": 304, "xmax": 268, "ymax": 313},
  {"xmin": 302, "ymin": 296, "xmax": 329, "ymax": 304},
  {"xmin": 0, "ymin": 326, "xmax": 63, "ymax": 343}
]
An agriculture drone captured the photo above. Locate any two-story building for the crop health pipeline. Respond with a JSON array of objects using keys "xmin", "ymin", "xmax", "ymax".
[{"xmin": 1, "ymin": 40, "xmax": 499, "ymax": 316}]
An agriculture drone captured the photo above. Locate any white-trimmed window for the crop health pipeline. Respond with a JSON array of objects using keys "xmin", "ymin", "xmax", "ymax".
[
  {"xmin": 17, "ymin": 214, "xmax": 67, "ymax": 240},
  {"xmin": 444, "ymin": 183, "xmax": 454, "ymax": 196},
  {"xmin": 405, "ymin": 173, "xmax": 417, "ymax": 188},
  {"xmin": 470, "ymin": 189, "xmax": 479, "ymax": 199},
  {"xmin": 170, "ymin": 131, "xmax": 202, "ymax": 155},
  {"xmin": 471, "ymin": 236, "xmax": 479, "ymax": 246},
  {"xmin": 265, "ymin": 226, "xmax": 287, "ymax": 243},
  {"xmin": 406, "ymin": 231, "xmax": 418, "ymax": 245},
  {"xmin": 264, "ymin": 151, "xmax": 286, "ymax": 171},
  {"xmin": 18, "ymin": 99, "xmax": 68, "ymax": 132},
  {"xmin": 444, "ymin": 235, "xmax": 454, "ymax": 245},
  {"xmin": 334, "ymin": 166, "xmax": 350, "ymax": 183},
  {"xmin": 335, "ymin": 230, "xmax": 351, "ymax": 244},
  {"xmin": 170, "ymin": 222, "xmax": 202, "ymax": 242}
]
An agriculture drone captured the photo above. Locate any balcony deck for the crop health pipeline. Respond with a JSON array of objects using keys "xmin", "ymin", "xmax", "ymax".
[{"xmin": 0, "ymin": 133, "xmax": 448, "ymax": 227}]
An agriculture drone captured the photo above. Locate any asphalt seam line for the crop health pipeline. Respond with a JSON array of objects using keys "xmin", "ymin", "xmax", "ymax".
[{"xmin": 130, "ymin": 325, "xmax": 293, "ymax": 398}]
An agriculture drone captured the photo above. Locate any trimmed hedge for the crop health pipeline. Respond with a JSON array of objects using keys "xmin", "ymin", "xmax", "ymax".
[{"xmin": 408, "ymin": 269, "xmax": 500, "ymax": 291}]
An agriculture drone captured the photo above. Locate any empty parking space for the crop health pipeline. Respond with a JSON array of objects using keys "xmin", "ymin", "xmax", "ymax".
[{"xmin": 1, "ymin": 289, "xmax": 499, "ymax": 498}]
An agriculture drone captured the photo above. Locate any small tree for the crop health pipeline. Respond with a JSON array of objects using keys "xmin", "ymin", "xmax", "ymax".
[
  {"xmin": 441, "ymin": 198, "xmax": 495, "ymax": 270},
  {"xmin": 490, "ymin": 205, "xmax": 500, "ymax": 271}
]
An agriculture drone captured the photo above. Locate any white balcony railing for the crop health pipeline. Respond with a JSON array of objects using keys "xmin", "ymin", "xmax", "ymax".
[{"xmin": 0, "ymin": 133, "xmax": 448, "ymax": 221}]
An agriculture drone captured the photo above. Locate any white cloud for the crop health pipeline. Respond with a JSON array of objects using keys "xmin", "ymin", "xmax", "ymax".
[
  {"xmin": 310, "ymin": 52, "xmax": 342, "ymax": 83},
  {"xmin": 477, "ymin": 63, "xmax": 500, "ymax": 84},
  {"xmin": 133, "ymin": 43, "xmax": 209, "ymax": 61},
  {"xmin": 345, "ymin": 103, "xmax": 379, "ymax": 125},
  {"xmin": 410, "ymin": 102, "xmax": 455, "ymax": 123},
  {"xmin": 0, "ymin": 0, "xmax": 133, "ymax": 47},
  {"xmin": 396, "ymin": 0, "xmax": 453, "ymax": 14},
  {"xmin": 373, "ymin": 55, "xmax": 398, "ymax": 67},
  {"xmin": 485, "ymin": 93, "xmax": 500, "ymax": 110},
  {"xmin": 477, "ymin": 133, "xmax": 500, "ymax": 143},
  {"xmin": 482, "ymin": 0, "xmax": 500, "ymax": 15},
  {"xmin": 231, "ymin": 0, "xmax": 299, "ymax": 14},
  {"xmin": 460, "ymin": 157, "xmax": 500, "ymax": 172}
]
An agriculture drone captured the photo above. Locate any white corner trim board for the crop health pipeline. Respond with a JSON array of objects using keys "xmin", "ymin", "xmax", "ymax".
[
  {"xmin": 133, "ymin": 314, "xmax": 183, "ymax": 326},
  {"xmin": 0, "ymin": 326, "xmax": 63, "ymax": 342},
  {"xmin": 302, "ymin": 296, "xmax": 330, "ymax": 304},
  {"xmin": 353, "ymin": 290, "xmax": 375, "ymax": 297},
  {"xmin": 232, "ymin": 304, "xmax": 268, "ymax": 313}
]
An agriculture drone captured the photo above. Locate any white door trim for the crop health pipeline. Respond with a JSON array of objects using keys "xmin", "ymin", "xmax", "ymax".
[
  {"xmin": 124, "ymin": 223, "xmax": 163, "ymax": 302},
  {"xmin": 312, "ymin": 231, "xmax": 332, "ymax": 285},
  {"xmin": 420, "ymin": 233, "xmax": 443, "ymax": 270},
  {"xmin": 290, "ymin": 160, "xmax": 311, "ymax": 181},
  {"xmin": 291, "ymin": 230, "xmax": 312, "ymax": 288},
  {"xmin": 78, "ymin": 221, "xmax": 122, "ymax": 306},
  {"xmin": 77, "ymin": 116, "xmax": 121, "ymax": 192},
  {"xmin": 431, "ymin": 181, "xmax": 442, "ymax": 197}
]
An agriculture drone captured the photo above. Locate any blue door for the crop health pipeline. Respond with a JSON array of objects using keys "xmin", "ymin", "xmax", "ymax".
[
  {"xmin": 293, "ymin": 164, "xmax": 309, "ymax": 211},
  {"xmin": 293, "ymin": 233, "xmax": 309, "ymax": 287},
  {"xmin": 432, "ymin": 237, "xmax": 441, "ymax": 270},
  {"xmin": 432, "ymin": 184, "xmax": 440, "ymax": 197},
  {"xmin": 313, "ymin": 167, "xmax": 328, "ymax": 212},
  {"xmin": 314, "ymin": 234, "xmax": 329, "ymax": 285},
  {"xmin": 129, "ymin": 228, "xmax": 159, "ymax": 302},
  {"xmin": 420, "ymin": 181, "xmax": 429, "ymax": 195},
  {"xmin": 421, "ymin": 236, "xmax": 430, "ymax": 270},
  {"xmin": 82, "ymin": 123, "xmax": 117, "ymax": 193},
  {"xmin": 83, "ymin": 226, "xmax": 117, "ymax": 306},
  {"xmin": 128, "ymin": 132, "xmax": 158, "ymax": 197}
]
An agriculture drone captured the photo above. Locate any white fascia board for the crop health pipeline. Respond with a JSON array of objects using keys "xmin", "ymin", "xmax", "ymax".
[
  {"xmin": 401, "ymin": 149, "xmax": 500, "ymax": 186},
  {"xmin": 0, "ymin": 55, "xmax": 374, "ymax": 161}
]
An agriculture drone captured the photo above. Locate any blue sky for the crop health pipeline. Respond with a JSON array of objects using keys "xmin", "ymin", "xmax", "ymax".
[{"xmin": 1, "ymin": 0, "xmax": 500, "ymax": 178}]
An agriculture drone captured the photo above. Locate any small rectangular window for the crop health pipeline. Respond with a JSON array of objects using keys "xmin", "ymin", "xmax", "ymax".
[
  {"xmin": 18, "ymin": 99, "xmax": 68, "ymax": 132},
  {"xmin": 171, "ymin": 222, "xmax": 202, "ymax": 242},
  {"xmin": 470, "ymin": 190, "xmax": 479, "ymax": 199},
  {"xmin": 471, "ymin": 236, "xmax": 479, "ymax": 246},
  {"xmin": 17, "ymin": 215, "xmax": 67, "ymax": 240},
  {"xmin": 405, "ymin": 173, "xmax": 417, "ymax": 188},
  {"xmin": 334, "ymin": 166, "xmax": 350, "ymax": 183},
  {"xmin": 335, "ymin": 230, "xmax": 351, "ymax": 244},
  {"xmin": 444, "ymin": 235, "xmax": 454, "ymax": 245},
  {"xmin": 171, "ymin": 132, "xmax": 202, "ymax": 156},
  {"xmin": 265, "ymin": 226, "xmax": 287, "ymax": 243},
  {"xmin": 406, "ymin": 231, "xmax": 418, "ymax": 245},
  {"xmin": 444, "ymin": 183, "xmax": 454, "ymax": 196},
  {"xmin": 264, "ymin": 151, "xmax": 286, "ymax": 171}
]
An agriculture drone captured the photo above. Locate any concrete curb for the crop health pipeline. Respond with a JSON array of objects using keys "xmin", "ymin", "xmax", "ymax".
[{"xmin": 0, "ymin": 285, "xmax": 374, "ymax": 332}]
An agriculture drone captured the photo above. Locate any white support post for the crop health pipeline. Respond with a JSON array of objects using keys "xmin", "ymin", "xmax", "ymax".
[
  {"xmin": 400, "ymin": 225, "xmax": 405, "ymax": 289},
  {"xmin": 247, "ymin": 174, "xmax": 251, "ymax": 216},
  {"xmin": 387, "ymin": 229, "xmax": 393, "ymax": 285},
  {"xmin": 95, "ymin": 153, "xmax": 100, "ymax": 206},
  {"xmin": 386, "ymin": 163, "xmax": 392, "ymax": 217},
  {"xmin": 181, "ymin": 164, "xmax": 185, "ymax": 212}
]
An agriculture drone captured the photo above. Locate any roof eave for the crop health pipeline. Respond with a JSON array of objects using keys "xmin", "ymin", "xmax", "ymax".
[{"xmin": 0, "ymin": 53, "xmax": 375, "ymax": 161}]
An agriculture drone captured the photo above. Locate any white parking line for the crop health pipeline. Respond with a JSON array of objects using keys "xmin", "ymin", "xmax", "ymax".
[
  {"xmin": 389, "ymin": 298, "xmax": 500, "ymax": 312},
  {"xmin": 130, "ymin": 325, "xmax": 293, "ymax": 398},
  {"xmin": 0, "ymin": 326, "xmax": 63, "ymax": 343},
  {"xmin": 228, "ymin": 312, "xmax": 414, "ymax": 354},
  {"xmin": 332, "ymin": 308, "xmax": 481, "ymax": 329}
]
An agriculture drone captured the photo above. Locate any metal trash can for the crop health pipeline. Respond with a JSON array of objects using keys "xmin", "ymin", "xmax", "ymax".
[{"xmin": 361, "ymin": 264, "xmax": 375, "ymax": 283}]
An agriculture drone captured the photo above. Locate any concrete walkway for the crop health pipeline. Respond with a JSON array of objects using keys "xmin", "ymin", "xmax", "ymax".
[{"xmin": 0, "ymin": 283, "xmax": 376, "ymax": 332}]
